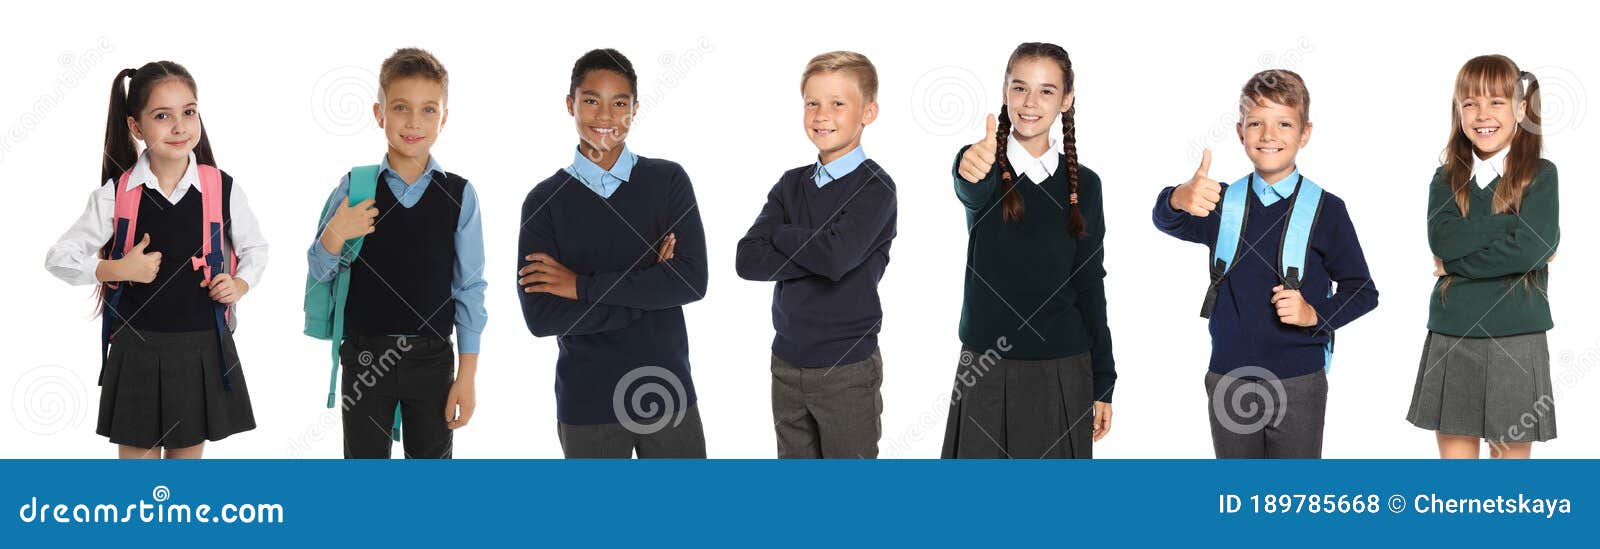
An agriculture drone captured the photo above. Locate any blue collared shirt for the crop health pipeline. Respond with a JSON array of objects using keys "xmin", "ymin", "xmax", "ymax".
[
  {"xmin": 564, "ymin": 145, "xmax": 637, "ymax": 198},
  {"xmin": 306, "ymin": 155, "xmax": 489, "ymax": 353},
  {"xmin": 1250, "ymin": 166, "xmax": 1301, "ymax": 208},
  {"xmin": 812, "ymin": 145, "xmax": 866, "ymax": 188}
]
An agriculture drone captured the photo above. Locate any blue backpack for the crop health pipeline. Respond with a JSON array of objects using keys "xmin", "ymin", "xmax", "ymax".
[
  {"xmin": 303, "ymin": 165, "xmax": 402, "ymax": 440},
  {"xmin": 1201, "ymin": 173, "xmax": 1334, "ymax": 370}
]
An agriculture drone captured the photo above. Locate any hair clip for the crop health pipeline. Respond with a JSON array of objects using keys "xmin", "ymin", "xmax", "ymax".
[{"xmin": 1069, "ymin": 193, "xmax": 1079, "ymax": 205}]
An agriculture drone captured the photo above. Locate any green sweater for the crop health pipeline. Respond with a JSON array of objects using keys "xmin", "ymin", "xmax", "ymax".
[
  {"xmin": 952, "ymin": 146, "xmax": 1116, "ymax": 402},
  {"xmin": 1427, "ymin": 159, "xmax": 1559, "ymax": 337}
]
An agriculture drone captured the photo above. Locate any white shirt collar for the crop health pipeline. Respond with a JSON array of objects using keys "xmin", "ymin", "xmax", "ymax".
[
  {"xmin": 1471, "ymin": 147, "xmax": 1509, "ymax": 189},
  {"xmin": 122, "ymin": 150, "xmax": 202, "ymax": 202},
  {"xmin": 1005, "ymin": 134, "xmax": 1061, "ymax": 184}
]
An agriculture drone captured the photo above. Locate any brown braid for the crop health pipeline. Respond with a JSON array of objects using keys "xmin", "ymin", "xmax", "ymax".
[
  {"xmin": 1063, "ymin": 103, "xmax": 1085, "ymax": 237},
  {"xmin": 997, "ymin": 43, "xmax": 1083, "ymax": 237},
  {"xmin": 995, "ymin": 103, "xmax": 1023, "ymax": 222}
]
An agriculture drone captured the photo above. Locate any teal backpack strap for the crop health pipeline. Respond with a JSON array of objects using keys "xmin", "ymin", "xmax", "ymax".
[
  {"xmin": 1200, "ymin": 174, "xmax": 1253, "ymax": 318},
  {"xmin": 1275, "ymin": 175, "xmax": 1331, "ymax": 369},
  {"xmin": 324, "ymin": 165, "xmax": 381, "ymax": 409}
]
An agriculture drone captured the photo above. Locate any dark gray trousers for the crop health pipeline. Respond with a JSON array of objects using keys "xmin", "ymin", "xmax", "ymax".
[
  {"xmin": 1205, "ymin": 368, "xmax": 1328, "ymax": 459},
  {"xmin": 771, "ymin": 351, "xmax": 883, "ymax": 458},
  {"xmin": 557, "ymin": 405, "xmax": 706, "ymax": 458}
]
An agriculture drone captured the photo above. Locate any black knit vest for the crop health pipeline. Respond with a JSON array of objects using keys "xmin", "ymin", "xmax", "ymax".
[
  {"xmin": 113, "ymin": 173, "xmax": 234, "ymax": 333},
  {"xmin": 343, "ymin": 171, "xmax": 465, "ymax": 339}
]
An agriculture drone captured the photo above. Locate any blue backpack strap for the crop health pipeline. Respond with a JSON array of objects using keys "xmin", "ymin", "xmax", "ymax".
[
  {"xmin": 1200, "ymin": 174, "xmax": 1253, "ymax": 318},
  {"xmin": 326, "ymin": 166, "xmax": 381, "ymax": 409},
  {"xmin": 1278, "ymin": 175, "xmax": 1323, "ymax": 290},
  {"xmin": 1276, "ymin": 175, "xmax": 1332, "ymax": 369}
]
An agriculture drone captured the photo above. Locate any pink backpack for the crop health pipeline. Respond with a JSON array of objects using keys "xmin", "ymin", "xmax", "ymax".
[{"xmin": 101, "ymin": 164, "xmax": 239, "ymax": 390}]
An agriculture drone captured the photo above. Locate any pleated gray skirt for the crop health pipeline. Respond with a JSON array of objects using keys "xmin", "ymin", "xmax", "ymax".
[
  {"xmin": 1406, "ymin": 331, "xmax": 1555, "ymax": 443},
  {"xmin": 942, "ymin": 350, "xmax": 1094, "ymax": 459}
]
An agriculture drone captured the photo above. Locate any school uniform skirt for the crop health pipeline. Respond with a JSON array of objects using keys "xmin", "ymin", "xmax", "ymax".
[
  {"xmin": 942, "ymin": 350, "xmax": 1094, "ymax": 459},
  {"xmin": 96, "ymin": 329, "xmax": 255, "ymax": 449},
  {"xmin": 1406, "ymin": 331, "xmax": 1556, "ymax": 443}
]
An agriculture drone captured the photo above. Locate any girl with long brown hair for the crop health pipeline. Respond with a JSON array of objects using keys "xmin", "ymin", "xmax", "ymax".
[
  {"xmin": 944, "ymin": 43, "xmax": 1115, "ymax": 458},
  {"xmin": 1408, "ymin": 54, "xmax": 1560, "ymax": 458}
]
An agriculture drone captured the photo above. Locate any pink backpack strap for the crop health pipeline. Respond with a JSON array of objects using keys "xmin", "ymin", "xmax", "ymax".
[
  {"xmin": 190, "ymin": 165, "xmax": 227, "ymax": 280},
  {"xmin": 193, "ymin": 165, "xmax": 238, "ymax": 329},
  {"xmin": 107, "ymin": 171, "xmax": 144, "ymax": 290},
  {"xmin": 194, "ymin": 165, "xmax": 237, "ymax": 389}
]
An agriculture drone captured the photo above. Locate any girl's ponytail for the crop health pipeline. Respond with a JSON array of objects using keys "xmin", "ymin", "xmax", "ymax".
[{"xmin": 101, "ymin": 68, "xmax": 139, "ymax": 184}]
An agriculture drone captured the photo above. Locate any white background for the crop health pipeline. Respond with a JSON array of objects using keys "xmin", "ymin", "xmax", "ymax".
[{"xmin": 2, "ymin": 0, "xmax": 1595, "ymax": 458}]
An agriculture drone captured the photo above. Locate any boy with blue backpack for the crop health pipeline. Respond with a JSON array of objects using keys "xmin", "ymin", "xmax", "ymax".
[
  {"xmin": 1152, "ymin": 69, "xmax": 1378, "ymax": 458},
  {"xmin": 304, "ymin": 48, "xmax": 487, "ymax": 459}
]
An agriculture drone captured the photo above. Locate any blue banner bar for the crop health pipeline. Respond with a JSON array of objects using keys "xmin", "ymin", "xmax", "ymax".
[{"xmin": 3, "ymin": 459, "xmax": 1589, "ymax": 545}]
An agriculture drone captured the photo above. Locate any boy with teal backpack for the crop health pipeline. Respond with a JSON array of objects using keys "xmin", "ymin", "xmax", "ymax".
[{"xmin": 304, "ymin": 48, "xmax": 486, "ymax": 458}]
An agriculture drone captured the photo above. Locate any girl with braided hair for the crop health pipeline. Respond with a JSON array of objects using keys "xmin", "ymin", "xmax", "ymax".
[{"xmin": 944, "ymin": 42, "xmax": 1115, "ymax": 458}]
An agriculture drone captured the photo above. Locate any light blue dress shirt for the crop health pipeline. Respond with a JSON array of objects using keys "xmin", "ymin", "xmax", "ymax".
[
  {"xmin": 564, "ymin": 145, "xmax": 637, "ymax": 198},
  {"xmin": 1250, "ymin": 166, "xmax": 1302, "ymax": 208},
  {"xmin": 812, "ymin": 145, "xmax": 867, "ymax": 188}
]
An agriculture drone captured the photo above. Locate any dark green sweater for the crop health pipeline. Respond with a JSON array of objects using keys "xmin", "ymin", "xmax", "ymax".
[
  {"xmin": 1427, "ymin": 159, "xmax": 1559, "ymax": 337},
  {"xmin": 952, "ymin": 146, "xmax": 1115, "ymax": 402}
]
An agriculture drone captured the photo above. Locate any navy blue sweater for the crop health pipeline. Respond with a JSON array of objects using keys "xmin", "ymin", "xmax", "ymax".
[
  {"xmin": 735, "ymin": 160, "xmax": 897, "ymax": 367},
  {"xmin": 1153, "ymin": 180, "xmax": 1378, "ymax": 379},
  {"xmin": 518, "ymin": 157, "xmax": 708, "ymax": 425}
]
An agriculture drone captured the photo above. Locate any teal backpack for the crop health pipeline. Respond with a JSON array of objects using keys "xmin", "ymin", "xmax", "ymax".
[
  {"xmin": 303, "ymin": 165, "xmax": 402, "ymax": 440},
  {"xmin": 1200, "ymin": 173, "xmax": 1335, "ymax": 370}
]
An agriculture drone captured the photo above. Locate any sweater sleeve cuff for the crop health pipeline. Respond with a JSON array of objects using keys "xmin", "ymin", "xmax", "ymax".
[
  {"xmin": 1153, "ymin": 186, "xmax": 1186, "ymax": 222},
  {"xmin": 1092, "ymin": 373, "xmax": 1116, "ymax": 403},
  {"xmin": 1440, "ymin": 257, "xmax": 1473, "ymax": 278},
  {"xmin": 1308, "ymin": 299, "xmax": 1340, "ymax": 334},
  {"xmin": 575, "ymin": 273, "xmax": 595, "ymax": 302}
]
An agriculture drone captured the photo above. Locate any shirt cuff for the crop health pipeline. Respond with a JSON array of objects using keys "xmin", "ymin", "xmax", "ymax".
[
  {"xmin": 307, "ymin": 242, "xmax": 342, "ymax": 282},
  {"xmin": 84, "ymin": 257, "xmax": 105, "ymax": 286},
  {"xmin": 455, "ymin": 327, "xmax": 481, "ymax": 354}
]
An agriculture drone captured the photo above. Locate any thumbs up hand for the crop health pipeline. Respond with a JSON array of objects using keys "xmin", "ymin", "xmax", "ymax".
[
  {"xmin": 119, "ymin": 233, "xmax": 162, "ymax": 283},
  {"xmin": 1169, "ymin": 149, "xmax": 1225, "ymax": 217},
  {"xmin": 957, "ymin": 114, "xmax": 1000, "ymax": 184}
]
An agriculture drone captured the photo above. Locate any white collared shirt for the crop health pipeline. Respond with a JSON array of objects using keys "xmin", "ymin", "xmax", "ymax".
[
  {"xmin": 1005, "ymin": 134, "xmax": 1061, "ymax": 184},
  {"xmin": 1472, "ymin": 147, "xmax": 1510, "ymax": 189},
  {"xmin": 45, "ymin": 151, "xmax": 269, "ymax": 287}
]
